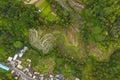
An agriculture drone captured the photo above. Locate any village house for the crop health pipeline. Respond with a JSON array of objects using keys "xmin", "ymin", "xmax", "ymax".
[
  {"xmin": 39, "ymin": 74, "xmax": 44, "ymax": 80},
  {"xmin": 8, "ymin": 57, "xmax": 13, "ymax": 62},
  {"xmin": 75, "ymin": 77, "xmax": 80, "ymax": 80},
  {"xmin": 19, "ymin": 46, "xmax": 28, "ymax": 57},
  {"xmin": 49, "ymin": 74, "xmax": 54, "ymax": 80},
  {"xmin": 6, "ymin": 46, "xmax": 67, "ymax": 80}
]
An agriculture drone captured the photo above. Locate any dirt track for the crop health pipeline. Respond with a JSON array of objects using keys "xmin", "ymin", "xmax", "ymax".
[
  {"xmin": 24, "ymin": 0, "xmax": 38, "ymax": 4},
  {"xmin": 35, "ymin": 0, "xmax": 45, "ymax": 7},
  {"xmin": 68, "ymin": 0, "xmax": 84, "ymax": 11}
]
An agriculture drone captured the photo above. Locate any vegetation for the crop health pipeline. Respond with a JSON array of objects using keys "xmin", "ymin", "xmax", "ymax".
[
  {"xmin": 79, "ymin": 0, "xmax": 120, "ymax": 61},
  {"xmin": 0, "ymin": 69, "xmax": 12, "ymax": 80},
  {"xmin": 81, "ymin": 0, "xmax": 120, "ymax": 45},
  {"xmin": 38, "ymin": 0, "xmax": 59, "ymax": 21},
  {"xmin": 92, "ymin": 49, "xmax": 120, "ymax": 80},
  {"xmin": 45, "ymin": 0, "xmax": 72, "ymax": 28},
  {"xmin": 0, "ymin": 0, "xmax": 120, "ymax": 80}
]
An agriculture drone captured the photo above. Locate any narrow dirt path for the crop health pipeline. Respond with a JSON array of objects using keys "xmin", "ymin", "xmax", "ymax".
[
  {"xmin": 59, "ymin": 0, "xmax": 87, "ymax": 57},
  {"xmin": 24, "ymin": 0, "xmax": 38, "ymax": 4},
  {"xmin": 67, "ymin": 28, "xmax": 78, "ymax": 46},
  {"xmin": 63, "ymin": 0, "xmax": 87, "ymax": 57},
  {"xmin": 68, "ymin": 0, "xmax": 84, "ymax": 11},
  {"xmin": 35, "ymin": 0, "xmax": 45, "ymax": 7},
  {"xmin": 59, "ymin": 0, "xmax": 70, "ymax": 11}
]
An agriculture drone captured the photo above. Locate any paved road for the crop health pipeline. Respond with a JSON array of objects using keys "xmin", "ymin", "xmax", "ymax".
[{"xmin": 11, "ymin": 67, "xmax": 35, "ymax": 80}]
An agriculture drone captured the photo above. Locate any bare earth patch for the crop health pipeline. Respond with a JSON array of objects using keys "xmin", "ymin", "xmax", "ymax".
[
  {"xmin": 35, "ymin": 0, "xmax": 45, "ymax": 7},
  {"xmin": 88, "ymin": 44, "xmax": 106, "ymax": 60},
  {"xmin": 24, "ymin": 0, "xmax": 45, "ymax": 6},
  {"xmin": 24, "ymin": 0, "xmax": 38, "ymax": 4},
  {"xmin": 68, "ymin": 0, "xmax": 84, "ymax": 11},
  {"xmin": 66, "ymin": 28, "xmax": 78, "ymax": 46}
]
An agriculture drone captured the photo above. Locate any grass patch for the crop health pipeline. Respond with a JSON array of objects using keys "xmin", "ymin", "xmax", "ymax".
[
  {"xmin": 37, "ymin": 0, "xmax": 59, "ymax": 21},
  {"xmin": 21, "ymin": 48, "xmax": 56, "ymax": 74},
  {"xmin": 33, "ymin": 57, "xmax": 55, "ymax": 74},
  {"xmin": 21, "ymin": 48, "xmax": 42, "ymax": 67},
  {"xmin": 38, "ymin": 0, "xmax": 48, "ymax": 9},
  {"xmin": 41, "ymin": 5, "xmax": 51, "ymax": 15},
  {"xmin": 0, "ymin": 69, "xmax": 13, "ymax": 80},
  {"xmin": 54, "ymin": 58, "xmax": 75, "ymax": 79}
]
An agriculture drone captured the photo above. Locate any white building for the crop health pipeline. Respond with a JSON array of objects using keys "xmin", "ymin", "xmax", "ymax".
[
  {"xmin": 17, "ymin": 65, "xmax": 23, "ymax": 70},
  {"xmin": 24, "ymin": 46, "xmax": 28, "ymax": 51},
  {"xmin": 19, "ymin": 46, "xmax": 28, "ymax": 57},
  {"xmin": 33, "ymin": 76, "xmax": 36, "ymax": 79},
  {"xmin": 11, "ymin": 70, "xmax": 15, "ymax": 74},
  {"xmin": 8, "ymin": 57, "xmax": 13, "ymax": 61},
  {"xmin": 39, "ymin": 74, "xmax": 44, "ymax": 80},
  {"xmin": 75, "ymin": 78, "xmax": 80, "ymax": 80},
  {"xmin": 19, "ymin": 52, "xmax": 24, "ymax": 58},
  {"xmin": 13, "ymin": 54, "xmax": 18, "ymax": 61}
]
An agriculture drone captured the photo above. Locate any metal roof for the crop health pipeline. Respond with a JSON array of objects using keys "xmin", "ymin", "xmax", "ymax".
[{"xmin": 0, "ymin": 64, "xmax": 9, "ymax": 71}]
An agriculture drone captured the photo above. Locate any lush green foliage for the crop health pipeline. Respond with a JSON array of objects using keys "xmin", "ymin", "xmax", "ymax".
[
  {"xmin": 92, "ymin": 49, "xmax": 120, "ymax": 80},
  {"xmin": 0, "ymin": 1, "xmax": 39, "ymax": 79},
  {"xmin": 80, "ymin": 0, "xmax": 120, "ymax": 79},
  {"xmin": 0, "ymin": 0, "xmax": 39, "ymax": 58},
  {"xmin": 0, "ymin": 0, "xmax": 120, "ymax": 80},
  {"xmin": 81, "ymin": 0, "xmax": 120, "ymax": 45},
  {"xmin": 46, "ymin": 0, "xmax": 72, "ymax": 28},
  {"xmin": 0, "ymin": 69, "xmax": 12, "ymax": 80}
]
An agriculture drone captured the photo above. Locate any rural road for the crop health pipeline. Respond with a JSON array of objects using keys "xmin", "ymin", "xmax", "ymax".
[{"xmin": 11, "ymin": 67, "xmax": 35, "ymax": 80}]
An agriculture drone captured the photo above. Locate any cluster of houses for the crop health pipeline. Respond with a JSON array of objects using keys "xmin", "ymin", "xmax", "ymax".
[
  {"xmin": 0, "ymin": 47, "xmax": 28, "ymax": 72},
  {"xmin": 0, "ymin": 46, "xmax": 80, "ymax": 80},
  {"xmin": 8, "ymin": 46, "xmax": 28, "ymax": 62},
  {"xmin": 6, "ymin": 46, "xmax": 66, "ymax": 80}
]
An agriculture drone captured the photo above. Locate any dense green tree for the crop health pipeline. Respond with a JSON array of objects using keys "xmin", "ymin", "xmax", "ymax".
[
  {"xmin": 13, "ymin": 41, "xmax": 23, "ymax": 49},
  {"xmin": 91, "ymin": 49, "xmax": 120, "ymax": 80},
  {"xmin": 81, "ymin": 0, "xmax": 120, "ymax": 45}
]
